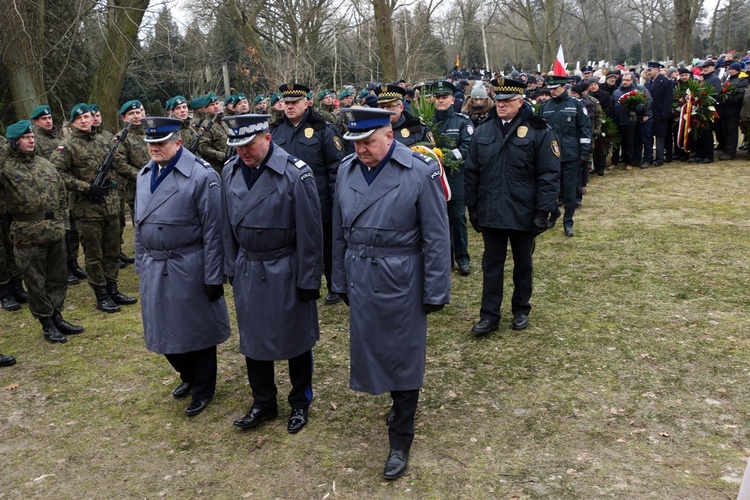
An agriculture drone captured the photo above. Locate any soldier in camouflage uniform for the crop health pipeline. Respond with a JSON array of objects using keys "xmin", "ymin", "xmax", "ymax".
[
  {"xmin": 51, "ymin": 103, "xmax": 139, "ymax": 313},
  {"xmin": 335, "ymin": 89, "xmax": 356, "ymax": 154},
  {"xmin": 268, "ymin": 93, "xmax": 285, "ymax": 123},
  {"xmin": 0, "ymin": 135, "xmax": 28, "ymax": 312},
  {"xmin": 196, "ymin": 93, "xmax": 228, "ymax": 173},
  {"xmin": 1, "ymin": 121, "xmax": 83, "ymax": 343},
  {"xmin": 115, "ymin": 100, "xmax": 148, "ymax": 264},
  {"xmin": 223, "ymin": 95, "xmax": 237, "ymax": 117},
  {"xmin": 31, "ymin": 105, "xmax": 60, "ymax": 158},
  {"xmin": 235, "ymin": 94, "xmax": 251, "ymax": 114},
  {"xmin": 167, "ymin": 96, "xmax": 197, "ymax": 153},
  {"xmin": 316, "ymin": 90, "xmax": 338, "ymax": 124}
]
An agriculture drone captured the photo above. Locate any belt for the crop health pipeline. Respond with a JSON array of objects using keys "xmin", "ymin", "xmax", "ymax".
[
  {"xmin": 145, "ymin": 243, "xmax": 203, "ymax": 261},
  {"xmin": 242, "ymin": 246, "xmax": 294, "ymax": 262},
  {"xmin": 348, "ymin": 244, "xmax": 421, "ymax": 258},
  {"xmin": 12, "ymin": 211, "xmax": 59, "ymax": 222}
]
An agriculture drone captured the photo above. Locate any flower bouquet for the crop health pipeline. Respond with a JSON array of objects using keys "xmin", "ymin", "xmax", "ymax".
[
  {"xmin": 716, "ymin": 80, "xmax": 737, "ymax": 104},
  {"xmin": 618, "ymin": 90, "xmax": 648, "ymax": 121},
  {"xmin": 594, "ymin": 114, "xmax": 621, "ymax": 161}
]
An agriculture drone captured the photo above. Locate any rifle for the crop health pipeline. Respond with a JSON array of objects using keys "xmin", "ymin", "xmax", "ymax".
[
  {"xmin": 188, "ymin": 114, "xmax": 218, "ymax": 154},
  {"xmin": 226, "ymin": 145, "xmax": 236, "ymax": 159},
  {"xmin": 93, "ymin": 120, "xmax": 132, "ymax": 189}
]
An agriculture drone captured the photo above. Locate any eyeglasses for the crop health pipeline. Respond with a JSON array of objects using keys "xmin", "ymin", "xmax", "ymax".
[{"xmin": 379, "ymin": 102, "xmax": 402, "ymax": 110}]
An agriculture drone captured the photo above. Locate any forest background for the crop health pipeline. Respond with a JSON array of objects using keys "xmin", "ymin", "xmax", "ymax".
[{"xmin": 0, "ymin": 0, "xmax": 749, "ymax": 132}]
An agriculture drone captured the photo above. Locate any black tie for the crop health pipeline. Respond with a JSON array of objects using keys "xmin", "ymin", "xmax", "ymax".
[{"xmin": 501, "ymin": 121, "xmax": 511, "ymax": 137}]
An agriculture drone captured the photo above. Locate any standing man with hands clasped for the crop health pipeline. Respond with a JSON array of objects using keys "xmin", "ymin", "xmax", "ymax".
[
  {"xmin": 134, "ymin": 117, "xmax": 230, "ymax": 417},
  {"xmin": 222, "ymin": 114, "xmax": 323, "ymax": 435},
  {"xmin": 332, "ymin": 107, "xmax": 451, "ymax": 480},
  {"xmin": 465, "ymin": 78, "xmax": 561, "ymax": 334}
]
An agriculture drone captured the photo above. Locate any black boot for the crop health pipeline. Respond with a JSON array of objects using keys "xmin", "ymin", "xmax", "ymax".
[
  {"xmin": 106, "ymin": 281, "xmax": 137, "ymax": 305},
  {"xmin": 10, "ymin": 277, "xmax": 28, "ymax": 303},
  {"xmin": 0, "ymin": 284, "xmax": 20, "ymax": 312},
  {"xmin": 67, "ymin": 268, "xmax": 80, "ymax": 285},
  {"xmin": 52, "ymin": 310, "xmax": 84, "ymax": 335},
  {"xmin": 40, "ymin": 317, "xmax": 67, "ymax": 343},
  {"xmin": 93, "ymin": 286, "xmax": 120, "ymax": 313},
  {"xmin": 69, "ymin": 261, "xmax": 87, "ymax": 279},
  {"xmin": 119, "ymin": 252, "xmax": 135, "ymax": 264}
]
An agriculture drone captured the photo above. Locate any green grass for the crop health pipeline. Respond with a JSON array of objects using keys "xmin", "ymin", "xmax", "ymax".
[{"xmin": 2, "ymin": 159, "xmax": 750, "ymax": 497}]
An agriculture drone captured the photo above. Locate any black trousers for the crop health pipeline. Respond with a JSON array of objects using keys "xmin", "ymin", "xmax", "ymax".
[
  {"xmin": 245, "ymin": 350, "xmax": 313, "ymax": 410},
  {"xmin": 389, "ymin": 389, "xmax": 419, "ymax": 451},
  {"xmin": 722, "ymin": 114, "xmax": 740, "ymax": 156},
  {"xmin": 323, "ymin": 219, "xmax": 333, "ymax": 292},
  {"xmin": 479, "ymin": 229, "xmax": 534, "ymax": 323},
  {"xmin": 164, "ymin": 345, "xmax": 217, "ymax": 402},
  {"xmin": 447, "ymin": 199, "xmax": 470, "ymax": 268}
]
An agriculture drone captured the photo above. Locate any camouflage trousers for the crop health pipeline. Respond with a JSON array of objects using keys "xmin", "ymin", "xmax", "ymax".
[
  {"xmin": 0, "ymin": 213, "xmax": 21, "ymax": 285},
  {"xmin": 118, "ymin": 181, "xmax": 135, "ymax": 244},
  {"xmin": 14, "ymin": 239, "xmax": 68, "ymax": 319},
  {"xmin": 66, "ymin": 193, "xmax": 81, "ymax": 264},
  {"xmin": 77, "ymin": 217, "xmax": 120, "ymax": 287}
]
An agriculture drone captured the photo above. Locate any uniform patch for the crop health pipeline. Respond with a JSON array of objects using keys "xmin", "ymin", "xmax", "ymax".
[
  {"xmin": 551, "ymin": 139, "xmax": 561, "ymax": 157},
  {"xmin": 582, "ymin": 107, "xmax": 589, "ymax": 116},
  {"xmin": 333, "ymin": 136, "xmax": 342, "ymax": 151},
  {"xmin": 300, "ymin": 172, "xmax": 313, "ymax": 181},
  {"xmin": 209, "ymin": 181, "xmax": 219, "ymax": 188},
  {"xmin": 304, "ymin": 127, "xmax": 314, "ymax": 139},
  {"xmin": 467, "ymin": 125, "xmax": 474, "ymax": 135},
  {"xmin": 517, "ymin": 126, "xmax": 528, "ymax": 138},
  {"xmin": 430, "ymin": 169, "xmax": 440, "ymax": 180},
  {"xmin": 401, "ymin": 128, "xmax": 410, "ymax": 138},
  {"xmin": 292, "ymin": 158, "xmax": 307, "ymax": 169}
]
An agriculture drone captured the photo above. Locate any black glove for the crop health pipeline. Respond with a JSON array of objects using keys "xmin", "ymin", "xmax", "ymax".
[
  {"xmin": 339, "ymin": 293, "xmax": 349, "ymax": 307},
  {"xmin": 205, "ymin": 284, "xmax": 224, "ymax": 302},
  {"xmin": 298, "ymin": 288, "xmax": 321, "ymax": 302},
  {"xmin": 423, "ymin": 303, "xmax": 444, "ymax": 314},
  {"xmin": 87, "ymin": 184, "xmax": 108, "ymax": 203},
  {"xmin": 533, "ymin": 210, "xmax": 550, "ymax": 236},
  {"xmin": 468, "ymin": 209, "xmax": 481, "ymax": 233}
]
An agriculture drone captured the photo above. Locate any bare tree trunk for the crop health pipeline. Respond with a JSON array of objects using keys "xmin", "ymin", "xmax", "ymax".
[
  {"xmin": 0, "ymin": 0, "xmax": 46, "ymax": 120},
  {"xmin": 89, "ymin": 0, "xmax": 150, "ymax": 133},
  {"xmin": 673, "ymin": 0, "xmax": 704, "ymax": 64},
  {"xmin": 707, "ymin": 0, "xmax": 722, "ymax": 55},
  {"xmin": 372, "ymin": 0, "xmax": 397, "ymax": 81}
]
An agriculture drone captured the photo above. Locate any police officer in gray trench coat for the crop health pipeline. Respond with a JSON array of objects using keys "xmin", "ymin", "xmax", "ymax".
[
  {"xmin": 222, "ymin": 114, "xmax": 324, "ymax": 435},
  {"xmin": 331, "ymin": 108, "xmax": 451, "ymax": 480},
  {"xmin": 134, "ymin": 117, "xmax": 231, "ymax": 417}
]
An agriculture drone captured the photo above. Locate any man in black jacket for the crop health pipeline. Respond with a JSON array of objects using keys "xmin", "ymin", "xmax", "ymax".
[{"xmin": 465, "ymin": 78, "xmax": 560, "ymax": 334}]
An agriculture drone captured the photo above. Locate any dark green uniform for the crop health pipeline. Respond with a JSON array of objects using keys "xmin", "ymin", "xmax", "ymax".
[
  {"xmin": 114, "ymin": 123, "xmax": 148, "ymax": 236},
  {"xmin": 33, "ymin": 126, "xmax": 60, "ymax": 159},
  {"xmin": 51, "ymin": 127, "xmax": 139, "ymax": 289},
  {"xmin": 196, "ymin": 112, "xmax": 228, "ymax": 172},
  {"xmin": 0, "ymin": 147, "xmax": 68, "ymax": 319}
]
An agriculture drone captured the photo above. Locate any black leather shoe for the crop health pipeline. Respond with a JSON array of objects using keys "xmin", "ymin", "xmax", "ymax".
[
  {"xmin": 512, "ymin": 314, "xmax": 529, "ymax": 331},
  {"xmin": 67, "ymin": 270, "xmax": 80, "ymax": 285},
  {"xmin": 385, "ymin": 407, "xmax": 395, "ymax": 426},
  {"xmin": 172, "ymin": 382, "xmax": 192, "ymax": 398},
  {"xmin": 287, "ymin": 408, "xmax": 308, "ymax": 433},
  {"xmin": 185, "ymin": 399, "xmax": 210, "ymax": 416},
  {"xmin": 0, "ymin": 285, "xmax": 20, "ymax": 312},
  {"xmin": 472, "ymin": 319, "xmax": 499, "ymax": 334},
  {"xmin": 458, "ymin": 264, "xmax": 471, "ymax": 276},
  {"xmin": 324, "ymin": 292, "xmax": 341, "ymax": 305},
  {"xmin": 0, "ymin": 354, "xmax": 16, "ymax": 367},
  {"xmin": 10, "ymin": 278, "xmax": 28, "ymax": 303},
  {"xmin": 383, "ymin": 449, "xmax": 409, "ymax": 480},
  {"xmin": 93, "ymin": 286, "xmax": 120, "ymax": 313},
  {"xmin": 233, "ymin": 406, "xmax": 278, "ymax": 429},
  {"xmin": 564, "ymin": 226, "xmax": 574, "ymax": 237},
  {"xmin": 70, "ymin": 262, "xmax": 87, "ymax": 279},
  {"xmin": 52, "ymin": 311, "xmax": 84, "ymax": 335},
  {"xmin": 119, "ymin": 252, "xmax": 135, "ymax": 264}
]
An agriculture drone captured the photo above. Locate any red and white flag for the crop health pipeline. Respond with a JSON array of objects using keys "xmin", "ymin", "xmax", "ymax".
[{"xmin": 552, "ymin": 45, "xmax": 567, "ymax": 76}]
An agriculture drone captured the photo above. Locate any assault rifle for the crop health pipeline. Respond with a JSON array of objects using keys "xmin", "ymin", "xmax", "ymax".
[
  {"xmin": 188, "ymin": 114, "xmax": 218, "ymax": 154},
  {"xmin": 93, "ymin": 121, "xmax": 132, "ymax": 189}
]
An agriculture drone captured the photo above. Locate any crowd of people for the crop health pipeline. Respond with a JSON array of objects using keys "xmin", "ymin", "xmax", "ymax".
[{"xmin": 1, "ymin": 51, "xmax": 748, "ymax": 479}]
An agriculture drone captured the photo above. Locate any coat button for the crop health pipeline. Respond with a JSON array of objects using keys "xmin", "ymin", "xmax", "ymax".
[
  {"xmin": 158, "ymin": 226, "xmax": 163, "ymax": 230},
  {"xmin": 373, "ymin": 288, "xmax": 379, "ymax": 293},
  {"xmin": 257, "ymin": 229, "xmax": 262, "ymax": 233},
  {"xmin": 350, "ymin": 227, "xmax": 355, "ymax": 232}
]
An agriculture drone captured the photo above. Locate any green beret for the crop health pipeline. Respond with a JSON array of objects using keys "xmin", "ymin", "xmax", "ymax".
[
  {"xmin": 223, "ymin": 95, "xmax": 236, "ymax": 106},
  {"xmin": 6, "ymin": 120, "xmax": 33, "ymax": 141},
  {"xmin": 172, "ymin": 95, "xmax": 187, "ymax": 107},
  {"xmin": 357, "ymin": 89, "xmax": 370, "ymax": 99},
  {"xmin": 236, "ymin": 93, "xmax": 247, "ymax": 102},
  {"xmin": 338, "ymin": 89, "xmax": 354, "ymax": 99},
  {"xmin": 269, "ymin": 93, "xmax": 283, "ymax": 106},
  {"xmin": 88, "ymin": 103, "xmax": 100, "ymax": 114},
  {"xmin": 317, "ymin": 89, "xmax": 333, "ymax": 101},
  {"xmin": 252, "ymin": 95, "xmax": 264, "ymax": 106},
  {"xmin": 306, "ymin": 91, "xmax": 314, "ymax": 99},
  {"xmin": 119, "ymin": 100, "xmax": 142, "ymax": 115},
  {"xmin": 206, "ymin": 93, "xmax": 218, "ymax": 103},
  {"xmin": 69, "ymin": 103, "xmax": 89, "ymax": 122},
  {"xmin": 30, "ymin": 105, "xmax": 51, "ymax": 120},
  {"xmin": 164, "ymin": 97, "xmax": 175, "ymax": 111},
  {"xmin": 190, "ymin": 97, "xmax": 208, "ymax": 110}
]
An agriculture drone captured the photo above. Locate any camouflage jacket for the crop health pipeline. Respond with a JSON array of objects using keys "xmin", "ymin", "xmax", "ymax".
[
  {"xmin": 0, "ymin": 149, "xmax": 68, "ymax": 246},
  {"xmin": 114, "ymin": 123, "xmax": 149, "ymax": 202},
  {"xmin": 317, "ymin": 104, "xmax": 338, "ymax": 124},
  {"xmin": 180, "ymin": 118, "xmax": 198, "ymax": 154},
  {"xmin": 196, "ymin": 112, "xmax": 228, "ymax": 171},
  {"xmin": 51, "ymin": 126, "xmax": 139, "ymax": 220},
  {"xmin": 33, "ymin": 126, "xmax": 61, "ymax": 160}
]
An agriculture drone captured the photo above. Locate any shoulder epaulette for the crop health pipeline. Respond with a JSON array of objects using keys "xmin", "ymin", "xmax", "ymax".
[{"xmin": 288, "ymin": 155, "xmax": 308, "ymax": 169}]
